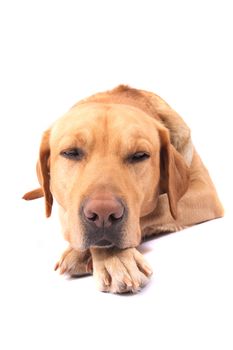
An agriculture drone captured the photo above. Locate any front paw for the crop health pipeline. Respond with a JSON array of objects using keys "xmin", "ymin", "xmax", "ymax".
[
  {"xmin": 55, "ymin": 247, "xmax": 92, "ymax": 276},
  {"xmin": 91, "ymin": 247, "xmax": 153, "ymax": 294}
]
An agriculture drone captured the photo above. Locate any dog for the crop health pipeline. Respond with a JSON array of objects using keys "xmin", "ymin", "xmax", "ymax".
[{"xmin": 23, "ymin": 85, "xmax": 224, "ymax": 293}]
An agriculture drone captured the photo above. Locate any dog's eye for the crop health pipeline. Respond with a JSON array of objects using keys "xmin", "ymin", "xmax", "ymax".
[
  {"xmin": 60, "ymin": 148, "xmax": 84, "ymax": 160},
  {"xmin": 128, "ymin": 152, "xmax": 150, "ymax": 163}
]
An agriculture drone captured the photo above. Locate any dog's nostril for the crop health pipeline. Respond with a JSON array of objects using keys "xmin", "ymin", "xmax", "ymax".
[
  {"xmin": 87, "ymin": 213, "xmax": 98, "ymax": 222},
  {"xmin": 109, "ymin": 212, "xmax": 124, "ymax": 222}
]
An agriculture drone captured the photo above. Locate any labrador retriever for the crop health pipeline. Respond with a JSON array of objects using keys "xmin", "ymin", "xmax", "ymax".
[{"xmin": 23, "ymin": 85, "xmax": 224, "ymax": 293}]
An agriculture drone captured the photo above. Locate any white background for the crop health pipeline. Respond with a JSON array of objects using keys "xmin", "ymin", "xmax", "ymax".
[{"xmin": 0, "ymin": 1, "xmax": 232, "ymax": 349}]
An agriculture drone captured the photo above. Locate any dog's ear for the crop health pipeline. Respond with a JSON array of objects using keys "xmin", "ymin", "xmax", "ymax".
[
  {"xmin": 23, "ymin": 129, "xmax": 53, "ymax": 217},
  {"xmin": 38, "ymin": 129, "xmax": 53, "ymax": 217},
  {"xmin": 159, "ymin": 126, "xmax": 190, "ymax": 219}
]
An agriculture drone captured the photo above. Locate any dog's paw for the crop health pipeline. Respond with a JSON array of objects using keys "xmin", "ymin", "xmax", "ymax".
[
  {"xmin": 54, "ymin": 247, "xmax": 92, "ymax": 276},
  {"xmin": 91, "ymin": 247, "xmax": 153, "ymax": 294}
]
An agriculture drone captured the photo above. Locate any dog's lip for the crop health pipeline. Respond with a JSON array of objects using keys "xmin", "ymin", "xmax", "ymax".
[{"xmin": 94, "ymin": 239, "xmax": 114, "ymax": 247}]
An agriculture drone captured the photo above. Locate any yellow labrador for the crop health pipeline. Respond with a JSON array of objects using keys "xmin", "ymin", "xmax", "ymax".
[{"xmin": 23, "ymin": 85, "xmax": 223, "ymax": 293}]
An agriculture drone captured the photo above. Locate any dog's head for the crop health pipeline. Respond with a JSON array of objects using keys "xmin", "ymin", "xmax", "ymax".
[{"xmin": 24, "ymin": 102, "xmax": 189, "ymax": 250}]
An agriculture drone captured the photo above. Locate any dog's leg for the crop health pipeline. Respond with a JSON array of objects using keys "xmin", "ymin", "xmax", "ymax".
[
  {"xmin": 55, "ymin": 246, "xmax": 92, "ymax": 276},
  {"xmin": 90, "ymin": 247, "xmax": 153, "ymax": 293}
]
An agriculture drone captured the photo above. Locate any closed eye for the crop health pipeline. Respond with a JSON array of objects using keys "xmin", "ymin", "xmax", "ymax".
[
  {"xmin": 60, "ymin": 148, "xmax": 85, "ymax": 160},
  {"xmin": 127, "ymin": 152, "xmax": 150, "ymax": 163}
]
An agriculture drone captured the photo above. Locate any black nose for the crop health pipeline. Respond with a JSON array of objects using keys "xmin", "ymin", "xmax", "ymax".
[{"xmin": 83, "ymin": 196, "xmax": 125, "ymax": 228}]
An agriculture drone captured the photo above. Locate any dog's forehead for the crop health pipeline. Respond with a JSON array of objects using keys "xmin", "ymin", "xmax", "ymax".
[{"xmin": 50, "ymin": 102, "xmax": 159, "ymax": 146}]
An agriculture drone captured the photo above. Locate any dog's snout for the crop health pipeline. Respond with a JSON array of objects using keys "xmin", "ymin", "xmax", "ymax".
[{"xmin": 83, "ymin": 196, "xmax": 125, "ymax": 228}]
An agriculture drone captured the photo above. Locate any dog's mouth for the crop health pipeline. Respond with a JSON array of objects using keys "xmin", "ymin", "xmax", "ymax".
[{"xmin": 82, "ymin": 229, "xmax": 124, "ymax": 249}]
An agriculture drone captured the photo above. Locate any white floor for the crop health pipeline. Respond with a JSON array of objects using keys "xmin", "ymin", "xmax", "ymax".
[{"xmin": 1, "ymin": 198, "xmax": 232, "ymax": 350}]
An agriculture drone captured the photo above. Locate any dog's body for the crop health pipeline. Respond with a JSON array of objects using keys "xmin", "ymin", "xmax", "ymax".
[{"xmin": 24, "ymin": 85, "xmax": 223, "ymax": 293}]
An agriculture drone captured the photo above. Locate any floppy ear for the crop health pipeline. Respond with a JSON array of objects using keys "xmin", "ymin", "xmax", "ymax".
[
  {"xmin": 38, "ymin": 129, "xmax": 53, "ymax": 217},
  {"xmin": 23, "ymin": 129, "xmax": 53, "ymax": 217},
  {"xmin": 159, "ymin": 127, "xmax": 190, "ymax": 219}
]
